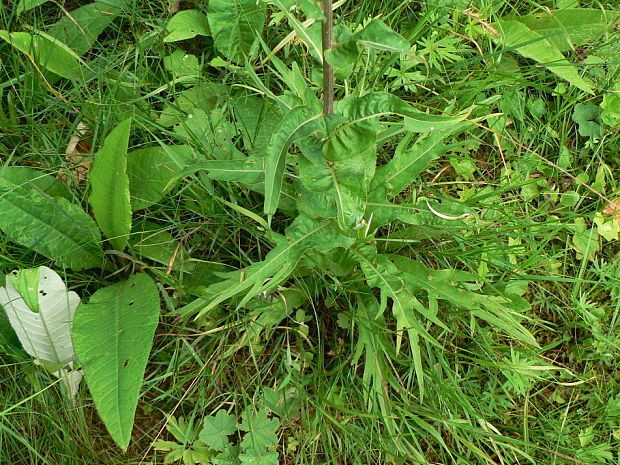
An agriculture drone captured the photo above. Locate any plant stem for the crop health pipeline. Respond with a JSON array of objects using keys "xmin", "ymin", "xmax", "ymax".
[{"xmin": 322, "ymin": 0, "xmax": 334, "ymax": 115}]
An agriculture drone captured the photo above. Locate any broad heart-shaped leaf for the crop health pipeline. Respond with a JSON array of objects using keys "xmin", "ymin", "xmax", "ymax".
[
  {"xmin": 0, "ymin": 166, "xmax": 71, "ymax": 199},
  {"xmin": 47, "ymin": 1, "xmax": 126, "ymax": 56},
  {"xmin": 163, "ymin": 10, "xmax": 210, "ymax": 43},
  {"xmin": 0, "ymin": 31, "xmax": 82, "ymax": 80},
  {"xmin": 326, "ymin": 20, "xmax": 409, "ymax": 68},
  {"xmin": 208, "ymin": 0, "xmax": 266, "ymax": 64},
  {"xmin": 515, "ymin": 9, "xmax": 609, "ymax": 52},
  {"xmin": 127, "ymin": 145, "xmax": 194, "ymax": 210},
  {"xmin": 0, "ymin": 180, "xmax": 104, "ymax": 270},
  {"xmin": 493, "ymin": 19, "xmax": 593, "ymax": 94},
  {"xmin": 72, "ymin": 274, "xmax": 160, "ymax": 451},
  {"xmin": 17, "ymin": 0, "xmax": 52, "ymax": 13},
  {"xmin": 264, "ymin": 106, "xmax": 325, "ymax": 220},
  {"xmin": 375, "ymin": 131, "xmax": 449, "ymax": 197},
  {"xmin": 199, "ymin": 410, "xmax": 238, "ymax": 451},
  {"xmin": 325, "ymin": 143, "xmax": 377, "ymax": 229},
  {"xmin": 89, "ymin": 118, "xmax": 132, "ymax": 251},
  {"xmin": 572, "ymin": 103, "xmax": 601, "ymax": 138},
  {"xmin": 0, "ymin": 267, "xmax": 79, "ymax": 365}
]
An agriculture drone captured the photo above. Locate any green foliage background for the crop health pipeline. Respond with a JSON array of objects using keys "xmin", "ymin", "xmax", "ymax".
[{"xmin": 1, "ymin": 0, "xmax": 620, "ymax": 464}]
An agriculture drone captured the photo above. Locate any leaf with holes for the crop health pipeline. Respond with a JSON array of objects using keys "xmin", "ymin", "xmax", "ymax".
[
  {"xmin": 208, "ymin": 0, "xmax": 266, "ymax": 63},
  {"xmin": 89, "ymin": 118, "xmax": 132, "ymax": 250},
  {"xmin": 163, "ymin": 10, "xmax": 211, "ymax": 43},
  {"xmin": 72, "ymin": 274, "xmax": 160, "ymax": 451},
  {"xmin": 0, "ymin": 267, "xmax": 79, "ymax": 366}
]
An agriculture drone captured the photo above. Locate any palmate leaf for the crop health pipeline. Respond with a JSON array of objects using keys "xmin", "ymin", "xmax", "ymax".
[
  {"xmin": 208, "ymin": 0, "xmax": 266, "ymax": 64},
  {"xmin": 239, "ymin": 451, "xmax": 279, "ymax": 465},
  {"xmin": 199, "ymin": 410, "xmax": 237, "ymax": 451},
  {"xmin": 239, "ymin": 409, "xmax": 280, "ymax": 454},
  {"xmin": 89, "ymin": 118, "xmax": 132, "ymax": 250},
  {"xmin": 0, "ymin": 267, "xmax": 79, "ymax": 365},
  {"xmin": 0, "ymin": 180, "xmax": 104, "ymax": 270},
  {"xmin": 72, "ymin": 274, "xmax": 160, "ymax": 451}
]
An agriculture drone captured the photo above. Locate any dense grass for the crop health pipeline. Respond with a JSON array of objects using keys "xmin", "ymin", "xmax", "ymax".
[{"xmin": 1, "ymin": 1, "xmax": 620, "ymax": 464}]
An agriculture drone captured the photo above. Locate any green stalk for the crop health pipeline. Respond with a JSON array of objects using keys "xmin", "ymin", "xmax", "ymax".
[{"xmin": 322, "ymin": 0, "xmax": 334, "ymax": 115}]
